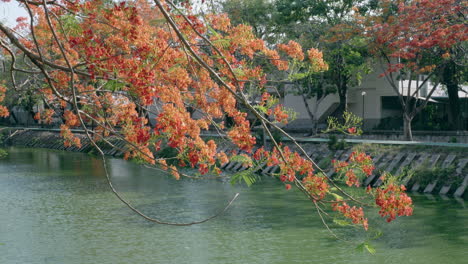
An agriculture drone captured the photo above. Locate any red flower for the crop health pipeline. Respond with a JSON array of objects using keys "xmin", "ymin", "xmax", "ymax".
[
  {"xmin": 285, "ymin": 184, "xmax": 292, "ymax": 190},
  {"xmin": 375, "ymin": 183, "xmax": 413, "ymax": 222},
  {"xmin": 347, "ymin": 127, "xmax": 357, "ymax": 134}
]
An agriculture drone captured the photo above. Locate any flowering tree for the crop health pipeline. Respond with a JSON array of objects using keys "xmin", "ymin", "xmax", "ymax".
[
  {"xmin": 274, "ymin": 0, "xmax": 374, "ymax": 118},
  {"xmin": 368, "ymin": 0, "xmax": 467, "ymax": 140},
  {"xmin": 0, "ymin": 0, "xmax": 412, "ymax": 245}
]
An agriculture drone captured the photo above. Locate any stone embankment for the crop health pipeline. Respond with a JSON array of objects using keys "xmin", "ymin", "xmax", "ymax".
[
  {"xmin": 220, "ymin": 142, "xmax": 468, "ymax": 198},
  {"xmin": 2, "ymin": 129, "xmax": 126, "ymax": 156},
  {"xmin": 2, "ymin": 128, "xmax": 468, "ymax": 198}
]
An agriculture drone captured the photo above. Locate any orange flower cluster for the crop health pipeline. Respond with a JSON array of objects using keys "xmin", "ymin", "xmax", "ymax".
[
  {"xmin": 253, "ymin": 146, "xmax": 329, "ymax": 198},
  {"xmin": 374, "ymin": 183, "xmax": 413, "ymax": 222},
  {"xmin": 34, "ymin": 109, "xmax": 55, "ymax": 124},
  {"xmin": 0, "ymin": 84, "xmax": 8, "ymax": 118},
  {"xmin": 333, "ymin": 202, "xmax": 369, "ymax": 230},
  {"xmin": 333, "ymin": 151, "xmax": 375, "ymax": 187},
  {"xmin": 267, "ymin": 105, "xmax": 289, "ymax": 124},
  {"xmin": 206, "ymin": 14, "xmax": 231, "ymax": 32},
  {"xmin": 302, "ymin": 173, "xmax": 329, "ymax": 200},
  {"xmin": 277, "ymin": 146, "xmax": 315, "ymax": 180},
  {"xmin": 307, "ymin": 48, "xmax": 329, "ymax": 72},
  {"xmin": 225, "ymin": 111, "xmax": 256, "ymax": 152},
  {"xmin": 260, "ymin": 92, "xmax": 270, "ymax": 105},
  {"xmin": 264, "ymin": 49, "xmax": 289, "ymax": 71},
  {"xmin": 63, "ymin": 110, "xmax": 80, "ymax": 127},
  {"xmin": 349, "ymin": 151, "xmax": 375, "ymax": 176},
  {"xmin": 60, "ymin": 124, "xmax": 81, "ymax": 148},
  {"xmin": 278, "ymin": 40, "xmax": 304, "ymax": 61}
]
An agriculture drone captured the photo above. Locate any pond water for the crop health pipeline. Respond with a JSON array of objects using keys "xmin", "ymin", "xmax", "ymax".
[{"xmin": 0, "ymin": 148, "xmax": 467, "ymax": 264}]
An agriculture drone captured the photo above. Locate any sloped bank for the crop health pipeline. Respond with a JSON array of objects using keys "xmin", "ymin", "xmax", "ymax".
[
  {"xmin": 2, "ymin": 128, "xmax": 467, "ymax": 198},
  {"xmin": 1, "ymin": 128, "xmax": 126, "ymax": 157}
]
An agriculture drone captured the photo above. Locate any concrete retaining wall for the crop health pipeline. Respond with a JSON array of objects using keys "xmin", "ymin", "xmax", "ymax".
[{"xmin": 2, "ymin": 128, "xmax": 467, "ymax": 198}]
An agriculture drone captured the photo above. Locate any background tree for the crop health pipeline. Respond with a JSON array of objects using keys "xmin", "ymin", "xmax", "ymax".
[
  {"xmin": 0, "ymin": 43, "xmax": 46, "ymax": 125},
  {"xmin": 272, "ymin": 0, "xmax": 374, "ymax": 117},
  {"xmin": 285, "ymin": 46, "xmax": 333, "ymax": 133},
  {"xmin": 221, "ymin": 0, "xmax": 278, "ymax": 43},
  {"xmin": 368, "ymin": 0, "xmax": 467, "ymax": 140},
  {"xmin": 440, "ymin": 46, "xmax": 467, "ymax": 130}
]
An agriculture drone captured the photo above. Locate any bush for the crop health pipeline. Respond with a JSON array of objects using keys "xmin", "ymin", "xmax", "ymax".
[
  {"xmin": 327, "ymin": 135, "xmax": 347, "ymax": 150},
  {"xmin": 255, "ymin": 129, "xmax": 283, "ymax": 145},
  {"xmin": 0, "ymin": 148, "xmax": 7, "ymax": 159},
  {"xmin": 409, "ymin": 165, "xmax": 456, "ymax": 186}
]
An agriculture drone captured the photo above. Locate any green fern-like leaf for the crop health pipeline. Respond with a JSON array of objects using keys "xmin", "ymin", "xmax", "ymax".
[
  {"xmin": 230, "ymin": 169, "xmax": 259, "ymax": 187},
  {"xmin": 333, "ymin": 218, "xmax": 351, "ymax": 226},
  {"xmin": 356, "ymin": 242, "xmax": 376, "ymax": 254},
  {"xmin": 229, "ymin": 154, "xmax": 252, "ymax": 164},
  {"xmin": 212, "ymin": 38, "xmax": 231, "ymax": 49}
]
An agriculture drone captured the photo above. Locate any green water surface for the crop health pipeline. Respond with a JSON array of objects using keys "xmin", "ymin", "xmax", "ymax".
[{"xmin": 0, "ymin": 148, "xmax": 467, "ymax": 264}]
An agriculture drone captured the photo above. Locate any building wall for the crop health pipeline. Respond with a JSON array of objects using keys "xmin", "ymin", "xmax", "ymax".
[
  {"xmin": 283, "ymin": 91, "xmax": 340, "ymax": 121},
  {"xmin": 283, "ymin": 65, "xmax": 395, "ymax": 128}
]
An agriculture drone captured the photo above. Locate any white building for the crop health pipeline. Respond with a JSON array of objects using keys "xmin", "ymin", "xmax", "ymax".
[{"xmin": 283, "ymin": 67, "xmax": 468, "ymax": 131}]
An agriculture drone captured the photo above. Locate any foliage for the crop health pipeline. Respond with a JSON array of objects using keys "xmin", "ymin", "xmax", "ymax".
[
  {"xmin": 154, "ymin": 145, "xmax": 180, "ymax": 165},
  {"xmin": 412, "ymin": 104, "xmax": 451, "ymax": 131},
  {"xmin": 230, "ymin": 168, "xmax": 260, "ymax": 187},
  {"xmin": 0, "ymin": 148, "xmax": 7, "ymax": 159},
  {"xmin": 375, "ymin": 116, "xmax": 402, "ymax": 130},
  {"xmin": 409, "ymin": 165, "xmax": 458, "ymax": 187},
  {"xmin": 221, "ymin": 0, "xmax": 374, "ymax": 120},
  {"xmin": 221, "ymin": 0, "xmax": 277, "ymax": 43},
  {"xmin": 327, "ymin": 135, "xmax": 348, "ymax": 151},
  {"xmin": 324, "ymin": 111, "xmax": 363, "ymax": 135},
  {"xmin": 355, "ymin": 241, "xmax": 377, "ymax": 255}
]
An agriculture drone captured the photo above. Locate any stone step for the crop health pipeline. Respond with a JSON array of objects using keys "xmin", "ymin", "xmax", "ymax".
[
  {"xmin": 373, "ymin": 152, "xmax": 407, "ymax": 187},
  {"xmin": 411, "ymin": 154, "xmax": 440, "ymax": 192},
  {"xmin": 454, "ymin": 175, "xmax": 468, "ymax": 197},
  {"xmin": 395, "ymin": 152, "xmax": 417, "ymax": 176},
  {"xmin": 402, "ymin": 153, "xmax": 430, "ymax": 187},
  {"xmin": 424, "ymin": 154, "xmax": 456, "ymax": 193},
  {"xmin": 364, "ymin": 153, "xmax": 395, "ymax": 186}
]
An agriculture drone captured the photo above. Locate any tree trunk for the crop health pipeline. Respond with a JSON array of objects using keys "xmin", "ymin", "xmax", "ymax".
[
  {"xmin": 447, "ymin": 83, "xmax": 460, "ymax": 130},
  {"xmin": 301, "ymin": 93, "xmax": 316, "ymax": 134},
  {"xmin": 337, "ymin": 88, "xmax": 348, "ymax": 118},
  {"xmin": 403, "ymin": 114, "xmax": 413, "ymax": 141},
  {"xmin": 442, "ymin": 62, "xmax": 461, "ymax": 130},
  {"xmin": 440, "ymin": 61, "xmax": 463, "ymax": 130}
]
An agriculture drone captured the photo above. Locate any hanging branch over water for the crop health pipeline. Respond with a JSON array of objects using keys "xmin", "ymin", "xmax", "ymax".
[{"xmin": 0, "ymin": 0, "xmax": 413, "ymax": 238}]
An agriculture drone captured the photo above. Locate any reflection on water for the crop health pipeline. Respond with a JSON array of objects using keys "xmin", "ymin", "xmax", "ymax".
[{"xmin": 0, "ymin": 148, "xmax": 467, "ymax": 264}]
